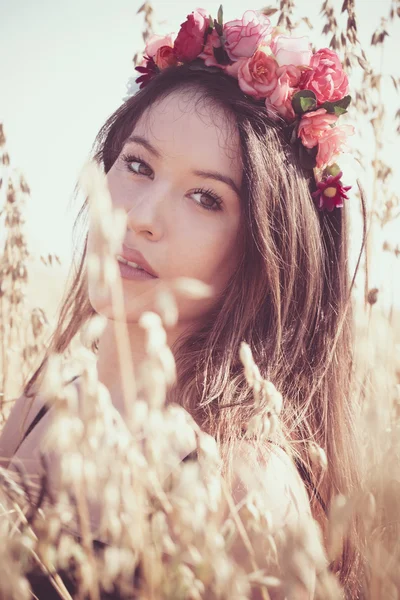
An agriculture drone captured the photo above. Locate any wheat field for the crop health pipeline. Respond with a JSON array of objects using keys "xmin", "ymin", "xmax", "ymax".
[{"xmin": 1, "ymin": 1, "xmax": 400, "ymax": 599}]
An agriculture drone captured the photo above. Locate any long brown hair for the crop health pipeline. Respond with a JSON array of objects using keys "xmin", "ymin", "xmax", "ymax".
[{"xmin": 23, "ymin": 64, "xmax": 366, "ymax": 596}]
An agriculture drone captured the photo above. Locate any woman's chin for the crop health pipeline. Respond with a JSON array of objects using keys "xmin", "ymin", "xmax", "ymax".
[{"xmin": 88, "ymin": 286, "xmax": 157, "ymax": 322}]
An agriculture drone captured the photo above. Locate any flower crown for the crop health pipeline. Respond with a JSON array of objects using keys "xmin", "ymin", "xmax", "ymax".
[{"xmin": 134, "ymin": 6, "xmax": 354, "ymax": 212}]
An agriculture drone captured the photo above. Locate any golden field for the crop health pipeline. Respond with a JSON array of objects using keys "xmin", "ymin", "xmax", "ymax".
[{"xmin": 1, "ymin": 1, "xmax": 400, "ymax": 598}]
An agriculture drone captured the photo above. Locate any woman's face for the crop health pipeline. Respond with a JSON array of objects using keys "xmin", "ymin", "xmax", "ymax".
[{"xmin": 87, "ymin": 89, "xmax": 243, "ymax": 325}]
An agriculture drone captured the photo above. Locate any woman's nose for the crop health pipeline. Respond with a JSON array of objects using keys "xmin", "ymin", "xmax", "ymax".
[{"xmin": 125, "ymin": 185, "xmax": 167, "ymax": 240}]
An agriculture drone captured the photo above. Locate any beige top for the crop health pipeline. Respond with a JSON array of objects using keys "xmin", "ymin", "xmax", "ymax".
[{"xmin": 0, "ymin": 375, "xmax": 318, "ymax": 600}]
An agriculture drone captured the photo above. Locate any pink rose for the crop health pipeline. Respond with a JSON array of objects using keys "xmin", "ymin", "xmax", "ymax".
[
  {"xmin": 173, "ymin": 8, "xmax": 209, "ymax": 62},
  {"xmin": 316, "ymin": 124, "xmax": 355, "ymax": 168},
  {"xmin": 297, "ymin": 108, "xmax": 338, "ymax": 148},
  {"xmin": 198, "ymin": 29, "xmax": 223, "ymax": 68},
  {"xmin": 224, "ymin": 10, "xmax": 272, "ymax": 61},
  {"xmin": 145, "ymin": 33, "xmax": 175, "ymax": 59},
  {"xmin": 300, "ymin": 48, "xmax": 349, "ymax": 104},
  {"xmin": 271, "ymin": 35, "xmax": 312, "ymax": 67},
  {"xmin": 154, "ymin": 46, "xmax": 178, "ymax": 70},
  {"xmin": 267, "ymin": 64, "xmax": 303, "ymax": 120},
  {"xmin": 237, "ymin": 51, "xmax": 278, "ymax": 99}
]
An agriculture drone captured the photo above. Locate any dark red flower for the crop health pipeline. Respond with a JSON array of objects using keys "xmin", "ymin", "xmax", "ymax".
[
  {"xmin": 135, "ymin": 56, "xmax": 159, "ymax": 89},
  {"xmin": 173, "ymin": 9, "xmax": 209, "ymax": 62},
  {"xmin": 312, "ymin": 171, "xmax": 351, "ymax": 212}
]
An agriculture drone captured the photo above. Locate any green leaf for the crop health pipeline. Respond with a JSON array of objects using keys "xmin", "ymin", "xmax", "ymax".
[
  {"xmin": 321, "ymin": 102, "xmax": 334, "ymax": 114},
  {"xmin": 292, "ymin": 90, "xmax": 317, "ymax": 115},
  {"xmin": 217, "ymin": 5, "xmax": 223, "ymax": 26},
  {"xmin": 300, "ymin": 96, "xmax": 317, "ymax": 112},
  {"xmin": 213, "ymin": 44, "xmax": 230, "ymax": 65},
  {"xmin": 322, "ymin": 95, "xmax": 352, "ymax": 115},
  {"xmin": 208, "ymin": 15, "xmax": 214, "ymax": 29},
  {"xmin": 323, "ymin": 163, "xmax": 341, "ymax": 177},
  {"xmin": 214, "ymin": 19, "xmax": 223, "ymax": 37},
  {"xmin": 339, "ymin": 95, "xmax": 351, "ymax": 108}
]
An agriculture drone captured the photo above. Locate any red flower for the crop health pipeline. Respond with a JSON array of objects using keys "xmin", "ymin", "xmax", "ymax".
[
  {"xmin": 312, "ymin": 171, "xmax": 351, "ymax": 212},
  {"xmin": 299, "ymin": 48, "xmax": 349, "ymax": 104},
  {"xmin": 174, "ymin": 9, "xmax": 209, "ymax": 62},
  {"xmin": 135, "ymin": 57, "xmax": 159, "ymax": 89}
]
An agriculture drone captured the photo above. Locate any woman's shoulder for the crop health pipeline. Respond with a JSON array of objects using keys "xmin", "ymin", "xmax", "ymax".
[
  {"xmin": 1, "ymin": 375, "xmax": 85, "ymax": 523},
  {"xmin": 0, "ymin": 371, "xmax": 80, "ymax": 471},
  {"xmin": 230, "ymin": 439, "xmax": 312, "ymax": 531},
  {"xmin": 228, "ymin": 440, "xmax": 317, "ymax": 599},
  {"xmin": 0, "ymin": 386, "xmax": 46, "ymax": 469}
]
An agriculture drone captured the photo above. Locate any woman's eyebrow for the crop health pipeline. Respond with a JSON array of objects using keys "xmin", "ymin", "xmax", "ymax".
[
  {"xmin": 124, "ymin": 135, "xmax": 161, "ymax": 158},
  {"xmin": 192, "ymin": 169, "xmax": 240, "ymax": 197}
]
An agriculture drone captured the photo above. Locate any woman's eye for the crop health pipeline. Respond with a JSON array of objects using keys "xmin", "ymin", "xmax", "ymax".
[
  {"xmin": 121, "ymin": 153, "xmax": 153, "ymax": 178},
  {"xmin": 191, "ymin": 189, "xmax": 223, "ymax": 212},
  {"xmin": 131, "ymin": 160, "xmax": 153, "ymax": 177},
  {"xmin": 119, "ymin": 154, "xmax": 222, "ymax": 212}
]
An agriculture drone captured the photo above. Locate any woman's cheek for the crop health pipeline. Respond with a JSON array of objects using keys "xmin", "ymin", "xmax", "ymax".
[
  {"xmin": 107, "ymin": 176, "xmax": 128, "ymax": 209},
  {"xmin": 178, "ymin": 231, "xmax": 217, "ymax": 278}
]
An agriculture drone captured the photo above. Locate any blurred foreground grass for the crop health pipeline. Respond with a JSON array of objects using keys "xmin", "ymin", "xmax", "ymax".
[{"xmin": 1, "ymin": 0, "xmax": 400, "ymax": 596}]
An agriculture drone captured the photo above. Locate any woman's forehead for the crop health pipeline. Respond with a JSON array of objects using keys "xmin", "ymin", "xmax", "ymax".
[{"xmin": 131, "ymin": 90, "xmax": 242, "ymax": 172}]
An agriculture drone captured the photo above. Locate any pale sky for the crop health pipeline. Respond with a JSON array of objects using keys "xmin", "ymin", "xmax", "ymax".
[{"xmin": 1, "ymin": 0, "xmax": 399, "ymax": 309}]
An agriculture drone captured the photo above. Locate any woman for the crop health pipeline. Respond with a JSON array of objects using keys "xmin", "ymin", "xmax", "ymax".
[{"xmin": 0, "ymin": 7, "xmax": 365, "ymax": 599}]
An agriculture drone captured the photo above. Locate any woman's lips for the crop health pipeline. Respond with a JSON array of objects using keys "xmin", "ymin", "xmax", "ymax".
[
  {"xmin": 117, "ymin": 260, "xmax": 158, "ymax": 281},
  {"xmin": 119, "ymin": 244, "xmax": 159, "ymax": 277}
]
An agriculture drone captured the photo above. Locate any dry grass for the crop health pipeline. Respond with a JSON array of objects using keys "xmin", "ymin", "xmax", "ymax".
[{"xmin": 0, "ymin": 1, "xmax": 400, "ymax": 599}]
